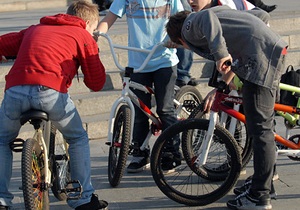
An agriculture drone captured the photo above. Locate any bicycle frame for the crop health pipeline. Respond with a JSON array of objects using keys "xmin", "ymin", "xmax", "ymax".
[
  {"xmin": 97, "ymin": 33, "xmax": 165, "ymax": 151},
  {"xmin": 35, "ymin": 120, "xmax": 52, "ymax": 185},
  {"xmin": 107, "ymin": 75, "xmax": 162, "ymax": 151},
  {"xmin": 193, "ymin": 67, "xmax": 300, "ymax": 167},
  {"xmin": 98, "ymin": 32, "xmax": 196, "ymax": 151},
  {"xmin": 224, "ymin": 80, "xmax": 300, "ymax": 139},
  {"xmin": 213, "ymin": 88, "xmax": 300, "ymax": 156}
]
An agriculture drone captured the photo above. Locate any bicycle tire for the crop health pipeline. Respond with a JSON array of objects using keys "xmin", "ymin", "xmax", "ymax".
[
  {"xmin": 22, "ymin": 138, "xmax": 50, "ymax": 210},
  {"xmin": 175, "ymin": 85, "xmax": 203, "ymax": 120},
  {"xmin": 151, "ymin": 118, "xmax": 241, "ymax": 206},
  {"xmin": 108, "ymin": 104, "xmax": 132, "ymax": 187},
  {"xmin": 189, "ymin": 103, "xmax": 253, "ymax": 170},
  {"xmin": 49, "ymin": 124, "xmax": 71, "ymax": 201}
]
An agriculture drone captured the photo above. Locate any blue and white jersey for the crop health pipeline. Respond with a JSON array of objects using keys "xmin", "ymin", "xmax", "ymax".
[{"xmin": 110, "ymin": 0, "xmax": 183, "ymax": 72}]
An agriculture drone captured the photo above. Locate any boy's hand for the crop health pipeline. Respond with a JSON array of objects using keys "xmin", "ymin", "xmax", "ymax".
[
  {"xmin": 216, "ymin": 55, "xmax": 232, "ymax": 75},
  {"xmin": 165, "ymin": 40, "xmax": 178, "ymax": 48},
  {"xmin": 203, "ymin": 88, "xmax": 217, "ymax": 112},
  {"xmin": 93, "ymin": 30, "xmax": 101, "ymax": 42},
  {"xmin": 0, "ymin": 56, "xmax": 8, "ymax": 63}
]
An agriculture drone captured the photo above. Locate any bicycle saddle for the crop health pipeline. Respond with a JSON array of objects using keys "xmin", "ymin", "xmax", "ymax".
[{"xmin": 20, "ymin": 109, "xmax": 49, "ymax": 125}]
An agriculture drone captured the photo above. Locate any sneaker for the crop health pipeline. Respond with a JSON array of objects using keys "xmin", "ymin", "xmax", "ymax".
[
  {"xmin": 127, "ymin": 156, "xmax": 150, "ymax": 173},
  {"xmin": 227, "ymin": 191, "xmax": 272, "ymax": 210},
  {"xmin": 175, "ymin": 79, "xmax": 187, "ymax": 88},
  {"xmin": 187, "ymin": 77, "xmax": 200, "ymax": 86},
  {"xmin": 0, "ymin": 205, "xmax": 8, "ymax": 210},
  {"xmin": 233, "ymin": 179, "xmax": 277, "ymax": 200},
  {"xmin": 75, "ymin": 194, "xmax": 108, "ymax": 210},
  {"xmin": 161, "ymin": 152, "xmax": 181, "ymax": 173}
]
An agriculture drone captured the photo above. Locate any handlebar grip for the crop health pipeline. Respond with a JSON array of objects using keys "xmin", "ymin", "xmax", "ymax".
[
  {"xmin": 208, "ymin": 65, "xmax": 219, "ymax": 88},
  {"xmin": 224, "ymin": 60, "xmax": 231, "ymax": 66}
]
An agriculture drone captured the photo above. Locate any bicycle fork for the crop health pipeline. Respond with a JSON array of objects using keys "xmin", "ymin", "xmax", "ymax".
[{"xmin": 193, "ymin": 111, "xmax": 219, "ymax": 167}]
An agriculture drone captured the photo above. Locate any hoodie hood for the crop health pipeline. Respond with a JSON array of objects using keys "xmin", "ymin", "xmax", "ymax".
[{"xmin": 40, "ymin": 14, "xmax": 86, "ymax": 29}]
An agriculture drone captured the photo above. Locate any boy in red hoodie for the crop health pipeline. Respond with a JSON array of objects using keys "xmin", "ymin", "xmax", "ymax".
[{"xmin": 0, "ymin": 1, "xmax": 107, "ymax": 209}]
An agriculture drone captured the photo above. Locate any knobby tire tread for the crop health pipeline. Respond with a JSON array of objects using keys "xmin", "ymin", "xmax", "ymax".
[
  {"xmin": 22, "ymin": 138, "xmax": 49, "ymax": 210},
  {"xmin": 108, "ymin": 105, "xmax": 131, "ymax": 187}
]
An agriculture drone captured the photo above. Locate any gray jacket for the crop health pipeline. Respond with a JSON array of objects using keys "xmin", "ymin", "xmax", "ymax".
[{"xmin": 182, "ymin": 6, "xmax": 288, "ymax": 89}]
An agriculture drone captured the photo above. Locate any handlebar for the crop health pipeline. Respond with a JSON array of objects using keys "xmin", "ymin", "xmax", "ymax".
[
  {"xmin": 208, "ymin": 60, "xmax": 233, "ymax": 90},
  {"xmin": 94, "ymin": 31, "xmax": 165, "ymax": 73}
]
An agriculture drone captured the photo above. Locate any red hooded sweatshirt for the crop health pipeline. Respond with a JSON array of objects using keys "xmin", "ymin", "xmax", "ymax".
[{"xmin": 0, "ymin": 14, "xmax": 105, "ymax": 93}]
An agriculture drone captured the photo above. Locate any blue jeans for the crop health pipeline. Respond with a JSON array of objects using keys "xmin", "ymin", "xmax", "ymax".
[
  {"xmin": 0, "ymin": 85, "xmax": 94, "ymax": 208},
  {"xmin": 176, "ymin": 48, "xmax": 193, "ymax": 84},
  {"xmin": 130, "ymin": 66, "xmax": 180, "ymax": 154}
]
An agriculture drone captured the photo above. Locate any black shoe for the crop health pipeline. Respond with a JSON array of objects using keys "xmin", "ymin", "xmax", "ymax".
[
  {"xmin": 127, "ymin": 156, "xmax": 150, "ymax": 173},
  {"xmin": 260, "ymin": 4, "xmax": 277, "ymax": 13},
  {"xmin": 75, "ymin": 194, "xmax": 108, "ymax": 210},
  {"xmin": 227, "ymin": 191, "xmax": 272, "ymax": 210},
  {"xmin": 161, "ymin": 152, "xmax": 181, "ymax": 172},
  {"xmin": 187, "ymin": 77, "xmax": 200, "ymax": 86},
  {"xmin": 0, "ymin": 205, "xmax": 8, "ymax": 210},
  {"xmin": 233, "ymin": 179, "xmax": 277, "ymax": 200},
  {"xmin": 175, "ymin": 80, "xmax": 187, "ymax": 88}
]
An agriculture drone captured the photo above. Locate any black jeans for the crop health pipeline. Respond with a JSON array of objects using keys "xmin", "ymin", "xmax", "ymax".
[
  {"xmin": 242, "ymin": 80, "xmax": 276, "ymax": 198},
  {"xmin": 130, "ymin": 66, "xmax": 179, "ymax": 154}
]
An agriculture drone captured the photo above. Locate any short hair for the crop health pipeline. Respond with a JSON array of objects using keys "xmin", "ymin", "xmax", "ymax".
[
  {"xmin": 166, "ymin": 11, "xmax": 191, "ymax": 45},
  {"xmin": 67, "ymin": 0, "xmax": 99, "ymax": 22}
]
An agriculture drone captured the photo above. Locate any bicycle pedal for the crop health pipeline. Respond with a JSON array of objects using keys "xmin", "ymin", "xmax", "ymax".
[
  {"xmin": 183, "ymin": 100, "xmax": 197, "ymax": 112},
  {"xmin": 9, "ymin": 138, "xmax": 25, "ymax": 152},
  {"xmin": 55, "ymin": 154, "xmax": 68, "ymax": 161},
  {"xmin": 64, "ymin": 180, "xmax": 82, "ymax": 200}
]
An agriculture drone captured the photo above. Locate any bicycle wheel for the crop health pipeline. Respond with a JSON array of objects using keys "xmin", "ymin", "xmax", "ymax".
[
  {"xmin": 108, "ymin": 104, "xmax": 132, "ymax": 187},
  {"xmin": 189, "ymin": 103, "xmax": 253, "ymax": 170},
  {"xmin": 22, "ymin": 138, "xmax": 50, "ymax": 210},
  {"xmin": 151, "ymin": 118, "xmax": 241, "ymax": 206},
  {"xmin": 175, "ymin": 85, "xmax": 203, "ymax": 120},
  {"xmin": 49, "ymin": 124, "xmax": 71, "ymax": 201}
]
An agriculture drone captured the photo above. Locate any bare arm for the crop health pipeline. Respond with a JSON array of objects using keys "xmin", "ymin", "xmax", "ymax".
[{"xmin": 97, "ymin": 11, "xmax": 118, "ymax": 33}]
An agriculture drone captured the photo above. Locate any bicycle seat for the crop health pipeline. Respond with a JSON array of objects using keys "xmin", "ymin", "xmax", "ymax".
[{"xmin": 20, "ymin": 110, "xmax": 49, "ymax": 125}]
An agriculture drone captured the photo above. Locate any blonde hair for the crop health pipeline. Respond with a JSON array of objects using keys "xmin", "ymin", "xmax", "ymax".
[{"xmin": 67, "ymin": 0, "xmax": 99, "ymax": 22}]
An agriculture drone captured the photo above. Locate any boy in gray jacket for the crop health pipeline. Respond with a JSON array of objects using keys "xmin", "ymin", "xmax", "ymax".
[{"xmin": 166, "ymin": 6, "xmax": 287, "ymax": 210}]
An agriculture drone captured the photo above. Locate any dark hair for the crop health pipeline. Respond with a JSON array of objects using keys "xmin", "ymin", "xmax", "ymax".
[{"xmin": 166, "ymin": 10, "xmax": 191, "ymax": 45}]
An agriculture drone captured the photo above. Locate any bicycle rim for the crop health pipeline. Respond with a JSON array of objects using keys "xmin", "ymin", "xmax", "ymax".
[{"xmin": 151, "ymin": 119, "xmax": 241, "ymax": 206}]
